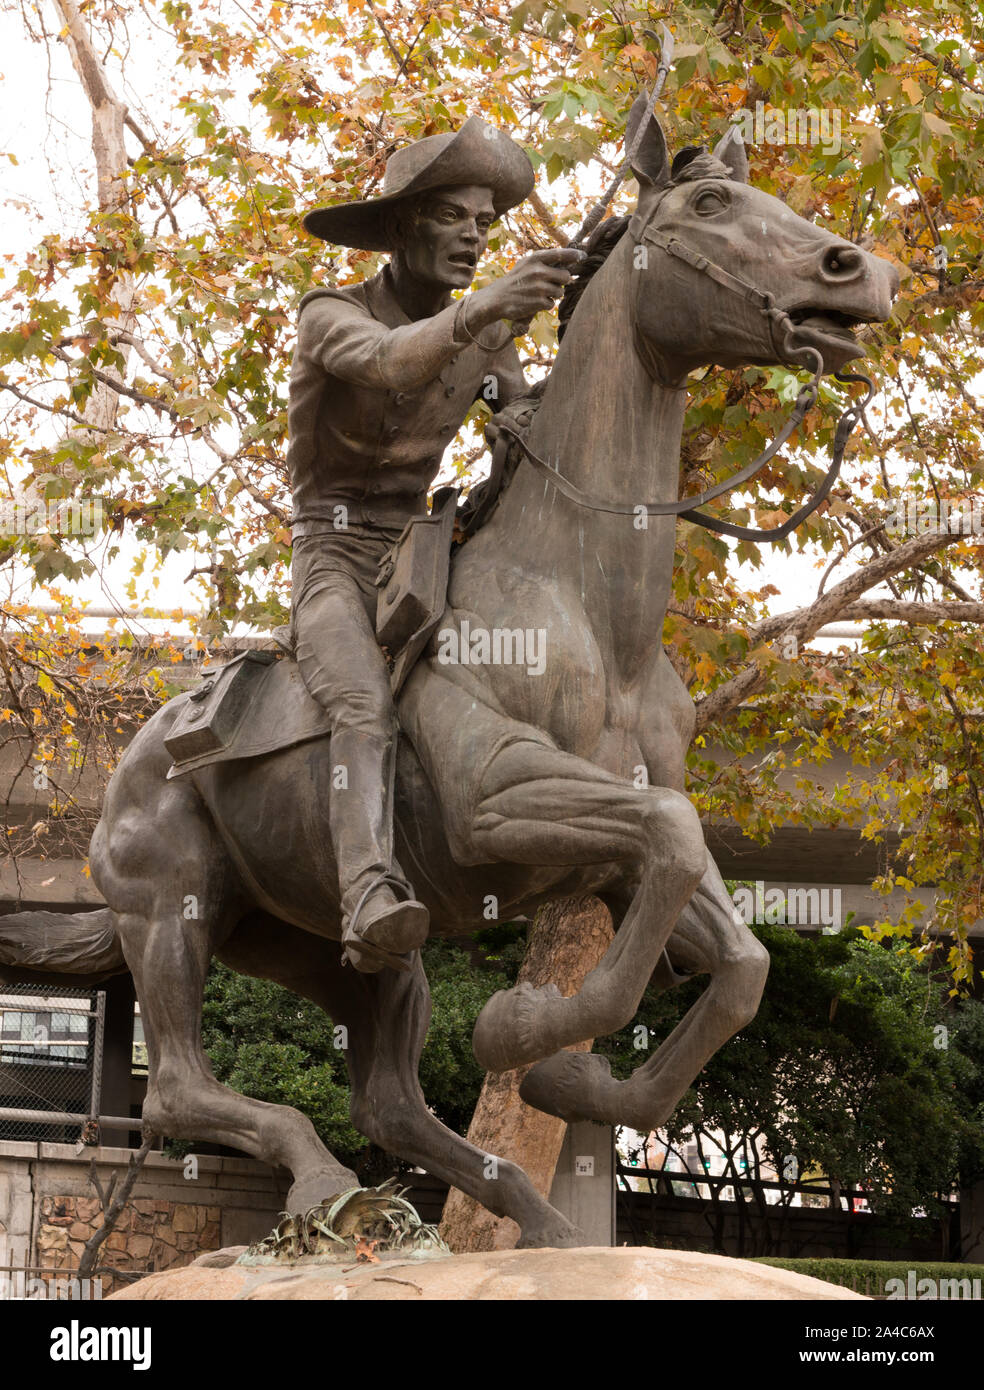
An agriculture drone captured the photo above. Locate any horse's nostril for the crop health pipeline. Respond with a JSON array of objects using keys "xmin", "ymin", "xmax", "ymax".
[{"xmin": 822, "ymin": 244, "xmax": 863, "ymax": 278}]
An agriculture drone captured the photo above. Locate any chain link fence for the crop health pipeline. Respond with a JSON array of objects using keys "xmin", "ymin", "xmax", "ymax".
[{"xmin": 0, "ymin": 982, "xmax": 104, "ymax": 1143}]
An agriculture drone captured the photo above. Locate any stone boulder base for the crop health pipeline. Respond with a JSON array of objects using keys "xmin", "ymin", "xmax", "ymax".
[{"xmin": 109, "ymin": 1246, "xmax": 866, "ymax": 1301}]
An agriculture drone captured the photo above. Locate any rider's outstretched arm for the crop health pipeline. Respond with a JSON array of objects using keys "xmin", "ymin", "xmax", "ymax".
[{"xmin": 298, "ymin": 292, "xmax": 477, "ymax": 393}]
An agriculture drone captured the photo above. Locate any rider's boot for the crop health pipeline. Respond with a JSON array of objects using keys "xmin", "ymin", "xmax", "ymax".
[{"xmin": 329, "ymin": 726, "xmax": 429, "ymax": 973}]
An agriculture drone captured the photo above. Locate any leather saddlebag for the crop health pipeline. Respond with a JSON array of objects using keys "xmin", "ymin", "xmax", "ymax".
[{"xmin": 375, "ymin": 486, "xmax": 459, "ymax": 694}]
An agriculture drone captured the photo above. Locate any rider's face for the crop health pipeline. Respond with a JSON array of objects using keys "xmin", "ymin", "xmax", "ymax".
[{"xmin": 396, "ymin": 185, "xmax": 495, "ymax": 292}]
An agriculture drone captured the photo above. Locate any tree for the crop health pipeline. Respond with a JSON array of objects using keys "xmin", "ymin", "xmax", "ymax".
[
  {"xmin": 440, "ymin": 894, "xmax": 613, "ymax": 1252},
  {"xmin": 2, "ymin": 3, "xmax": 983, "ymax": 981},
  {"xmin": 608, "ymin": 921, "xmax": 972, "ymax": 1244}
]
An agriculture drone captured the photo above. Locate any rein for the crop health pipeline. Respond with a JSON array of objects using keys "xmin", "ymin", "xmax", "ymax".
[{"xmin": 499, "ymin": 212, "xmax": 875, "ymax": 544}]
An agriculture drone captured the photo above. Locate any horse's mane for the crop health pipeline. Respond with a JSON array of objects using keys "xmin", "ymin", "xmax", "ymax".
[
  {"xmin": 556, "ymin": 147, "xmax": 734, "ymax": 342},
  {"xmin": 469, "ymin": 148, "xmax": 735, "ymax": 533},
  {"xmin": 557, "ymin": 215, "xmax": 630, "ymax": 341}
]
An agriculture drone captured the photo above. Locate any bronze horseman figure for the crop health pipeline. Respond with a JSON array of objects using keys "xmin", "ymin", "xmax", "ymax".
[
  {"xmin": 0, "ymin": 100, "xmax": 898, "ymax": 1236},
  {"xmin": 289, "ymin": 117, "xmax": 583, "ymax": 971}
]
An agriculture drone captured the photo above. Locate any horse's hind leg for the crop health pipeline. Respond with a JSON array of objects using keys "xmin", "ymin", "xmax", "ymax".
[
  {"xmin": 469, "ymin": 741, "xmax": 707, "ymax": 1072},
  {"xmin": 126, "ymin": 904, "xmax": 357, "ymax": 1210},
  {"xmin": 520, "ymin": 857, "xmax": 769, "ymax": 1130},
  {"xmin": 222, "ymin": 917, "xmax": 583, "ymax": 1249},
  {"xmin": 345, "ymin": 956, "xmax": 584, "ymax": 1249},
  {"xmin": 97, "ymin": 776, "xmax": 357, "ymax": 1211}
]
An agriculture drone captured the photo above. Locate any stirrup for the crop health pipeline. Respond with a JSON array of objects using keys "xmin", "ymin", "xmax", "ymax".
[
  {"xmin": 341, "ymin": 872, "xmax": 427, "ymax": 973},
  {"xmin": 347, "ymin": 871, "xmax": 417, "ymax": 937},
  {"xmin": 341, "ymin": 932, "xmax": 415, "ymax": 974}
]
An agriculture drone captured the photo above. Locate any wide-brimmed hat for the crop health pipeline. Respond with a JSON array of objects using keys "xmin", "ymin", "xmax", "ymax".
[{"xmin": 303, "ymin": 115, "xmax": 535, "ymax": 250}]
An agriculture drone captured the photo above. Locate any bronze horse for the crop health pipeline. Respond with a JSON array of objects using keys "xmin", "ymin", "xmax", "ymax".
[{"xmin": 0, "ymin": 110, "xmax": 897, "ymax": 1248}]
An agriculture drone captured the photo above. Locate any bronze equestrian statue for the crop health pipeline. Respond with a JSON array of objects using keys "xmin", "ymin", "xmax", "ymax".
[{"xmin": 0, "ymin": 103, "xmax": 898, "ymax": 1247}]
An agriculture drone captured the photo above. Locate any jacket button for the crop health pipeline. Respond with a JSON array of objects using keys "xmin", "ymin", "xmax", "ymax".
[
  {"xmin": 369, "ymin": 483, "xmax": 383, "ymax": 495},
  {"xmin": 379, "ymin": 459, "xmax": 391, "ymax": 467},
  {"xmin": 364, "ymin": 508, "xmax": 377, "ymax": 524},
  {"xmin": 394, "ymin": 392, "xmax": 410, "ymax": 406},
  {"xmin": 387, "ymin": 425, "xmax": 401, "ymax": 438},
  {"xmin": 445, "ymin": 385, "xmax": 456, "ymax": 396}
]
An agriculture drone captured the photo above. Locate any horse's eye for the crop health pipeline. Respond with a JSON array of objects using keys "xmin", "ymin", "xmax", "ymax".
[{"xmin": 694, "ymin": 189, "xmax": 726, "ymax": 216}]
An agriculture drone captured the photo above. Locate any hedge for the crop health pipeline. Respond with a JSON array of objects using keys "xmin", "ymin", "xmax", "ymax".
[{"xmin": 753, "ymin": 1258, "xmax": 984, "ymax": 1298}]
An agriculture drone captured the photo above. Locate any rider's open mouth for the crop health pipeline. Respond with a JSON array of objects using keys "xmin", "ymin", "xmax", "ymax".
[
  {"xmin": 787, "ymin": 308, "xmax": 866, "ymax": 341},
  {"xmin": 447, "ymin": 252, "xmax": 477, "ymax": 269}
]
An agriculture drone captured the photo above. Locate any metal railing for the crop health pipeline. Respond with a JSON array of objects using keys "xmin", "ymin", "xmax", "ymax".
[
  {"xmin": 0, "ymin": 1261, "xmax": 156, "ymax": 1300},
  {"xmin": 0, "ymin": 983, "xmax": 109, "ymax": 1143}
]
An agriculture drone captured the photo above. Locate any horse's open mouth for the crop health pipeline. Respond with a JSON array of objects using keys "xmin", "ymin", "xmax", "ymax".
[
  {"xmin": 786, "ymin": 308, "xmax": 868, "ymax": 343},
  {"xmin": 782, "ymin": 307, "xmax": 871, "ymax": 368}
]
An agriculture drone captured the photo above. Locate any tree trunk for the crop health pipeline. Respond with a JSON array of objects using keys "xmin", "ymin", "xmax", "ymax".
[
  {"xmin": 440, "ymin": 894, "xmax": 614, "ymax": 1253},
  {"xmin": 53, "ymin": 0, "xmax": 136, "ymax": 434}
]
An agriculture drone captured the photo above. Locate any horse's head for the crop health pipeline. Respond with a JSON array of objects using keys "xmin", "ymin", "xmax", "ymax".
[{"xmin": 624, "ymin": 101, "xmax": 899, "ymax": 384}]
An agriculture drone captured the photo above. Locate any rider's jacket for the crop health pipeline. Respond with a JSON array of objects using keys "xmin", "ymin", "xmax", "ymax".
[{"xmin": 288, "ymin": 265, "xmax": 524, "ymax": 537}]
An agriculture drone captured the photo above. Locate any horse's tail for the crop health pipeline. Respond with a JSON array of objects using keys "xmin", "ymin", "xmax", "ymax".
[{"xmin": 0, "ymin": 907, "xmax": 125, "ymax": 980}]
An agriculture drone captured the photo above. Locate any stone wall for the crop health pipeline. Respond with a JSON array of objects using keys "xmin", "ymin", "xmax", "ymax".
[
  {"xmin": 0, "ymin": 1140, "xmax": 290, "ymax": 1296},
  {"xmin": 36, "ymin": 1192, "xmax": 222, "ymax": 1285}
]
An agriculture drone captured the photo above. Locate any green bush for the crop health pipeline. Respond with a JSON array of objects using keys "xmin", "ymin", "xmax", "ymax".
[{"xmin": 601, "ymin": 924, "xmax": 975, "ymax": 1227}]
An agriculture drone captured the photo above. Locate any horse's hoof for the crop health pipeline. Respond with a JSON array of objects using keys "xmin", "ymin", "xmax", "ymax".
[
  {"xmin": 286, "ymin": 1168, "xmax": 359, "ymax": 1215},
  {"xmin": 472, "ymin": 981, "xmax": 569, "ymax": 1072},
  {"xmin": 520, "ymin": 1051, "xmax": 615, "ymax": 1124},
  {"xmin": 516, "ymin": 1217, "xmax": 585, "ymax": 1250}
]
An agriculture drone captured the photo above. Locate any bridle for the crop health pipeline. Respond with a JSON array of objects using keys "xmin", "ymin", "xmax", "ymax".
[{"xmin": 496, "ymin": 198, "xmax": 875, "ymax": 544}]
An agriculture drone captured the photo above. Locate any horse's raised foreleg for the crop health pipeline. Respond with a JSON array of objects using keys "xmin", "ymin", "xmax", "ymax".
[
  {"xmin": 519, "ymin": 857, "xmax": 769, "ymax": 1130},
  {"xmin": 469, "ymin": 741, "xmax": 707, "ymax": 1072},
  {"xmin": 223, "ymin": 917, "xmax": 583, "ymax": 1249}
]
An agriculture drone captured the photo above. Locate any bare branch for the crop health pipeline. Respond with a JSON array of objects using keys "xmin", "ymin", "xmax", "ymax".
[
  {"xmin": 77, "ymin": 1135, "xmax": 156, "ymax": 1281},
  {"xmin": 694, "ymin": 528, "xmax": 971, "ymax": 731},
  {"xmin": 528, "ymin": 191, "xmax": 570, "ymax": 247},
  {"xmin": 51, "ymin": 0, "xmax": 136, "ymax": 433},
  {"xmin": 835, "ymin": 599, "xmax": 984, "ymax": 624}
]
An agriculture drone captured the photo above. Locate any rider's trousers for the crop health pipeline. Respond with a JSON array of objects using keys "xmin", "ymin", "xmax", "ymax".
[{"xmin": 291, "ymin": 532, "xmax": 413, "ymax": 924}]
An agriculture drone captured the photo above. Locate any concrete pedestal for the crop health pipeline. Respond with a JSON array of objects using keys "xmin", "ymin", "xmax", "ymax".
[{"xmin": 548, "ymin": 1121, "xmax": 615, "ymax": 1247}]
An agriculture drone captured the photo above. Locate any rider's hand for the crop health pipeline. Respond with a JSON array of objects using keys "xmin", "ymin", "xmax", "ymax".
[{"xmin": 468, "ymin": 248, "xmax": 587, "ymax": 329}]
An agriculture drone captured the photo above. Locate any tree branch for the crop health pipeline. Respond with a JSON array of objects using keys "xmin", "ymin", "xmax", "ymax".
[
  {"xmin": 51, "ymin": 0, "xmax": 136, "ymax": 434},
  {"xmin": 694, "ymin": 528, "xmax": 972, "ymax": 731},
  {"xmin": 834, "ymin": 599, "xmax": 984, "ymax": 624},
  {"xmin": 77, "ymin": 1135, "xmax": 155, "ymax": 1282},
  {"xmin": 528, "ymin": 190, "xmax": 569, "ymax": 247}
]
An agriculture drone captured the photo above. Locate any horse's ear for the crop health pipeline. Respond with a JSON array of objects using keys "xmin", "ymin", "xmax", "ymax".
[
  {"xmin": 626, "ymin": 96, "xmax": 670, "ymax": 189},
  {"xmin": 713, "ymin": 124, "xmax": 749, "ymax": 183}
]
